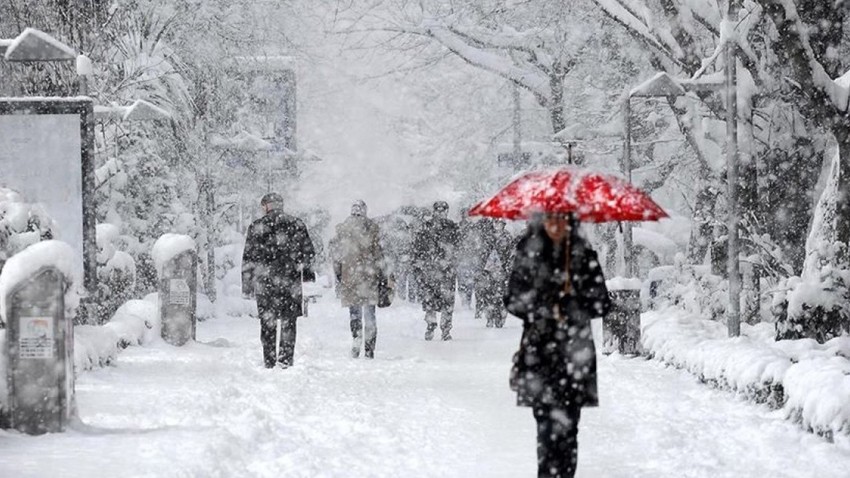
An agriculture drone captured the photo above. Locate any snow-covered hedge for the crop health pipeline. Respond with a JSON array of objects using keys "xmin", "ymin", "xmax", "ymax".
[
  {"xmin": 642, "ymin": 309, "xmax": 850, "ymax": 441},
  {"xmin": 74, "ymin": 299, "xmax": 159, "ymax": 371},
  {"xmin": 1, "ymin": 298, "xmax": 159, "ymax": 411}
]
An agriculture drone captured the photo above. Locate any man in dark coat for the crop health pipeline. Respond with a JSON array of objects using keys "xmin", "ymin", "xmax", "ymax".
[
  {"xmin": 242, "ymin": 193, "xmax": 315, "ymax": 369},
  {"xmin": 504, "ymin": 213, "xmax": 610, "ymax": 478},
  {"xmin": 412, "ymin": 201, "xmax": 459, "ymax": 340}
]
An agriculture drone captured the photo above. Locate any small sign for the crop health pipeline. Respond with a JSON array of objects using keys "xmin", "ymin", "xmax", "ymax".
[
  {"xmin": 19, "ymin": 316, "xmax": 54, "ymax": 359},
  {"xmin": 169, "ymin": 278, "xmax": 191, "ymax": 305}
]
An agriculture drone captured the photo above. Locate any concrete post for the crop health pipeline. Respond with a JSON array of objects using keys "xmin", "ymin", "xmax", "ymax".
[
  {"xmin": 3, "ymin": 267, "xmax": 73, "ymax": 434},
  {"xmin": 159, "ymin": 250, "xmax": 197, "ymax": 345}
]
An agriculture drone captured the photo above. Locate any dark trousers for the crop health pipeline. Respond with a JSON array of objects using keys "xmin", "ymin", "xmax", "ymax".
[
  {"xmin": 533, "ymin": 405, "xmax": 582, "ymax": 478},
  {"xmin": 257, "ymin": 295, "xmax": 297, "ymax": 368}
]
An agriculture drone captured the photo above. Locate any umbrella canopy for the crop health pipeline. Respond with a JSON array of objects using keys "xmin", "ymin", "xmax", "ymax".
[{"xmin": 468, "ymin": 167, "xmax": 668, "ymax": 222}]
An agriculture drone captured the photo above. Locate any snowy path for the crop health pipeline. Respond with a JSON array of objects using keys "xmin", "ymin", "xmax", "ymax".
[{"xmin": 2, "ymin": 295, "xmax": 850, "ymax": 477}]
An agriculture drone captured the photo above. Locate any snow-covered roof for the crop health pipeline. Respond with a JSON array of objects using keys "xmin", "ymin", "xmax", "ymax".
[
  {"xmin": 630, "ymin": 72, "xmax": 685, "ymax": 98},
  {"xmin": 4, "ymin": 27, "xmax": 76, "ymax": 62}
]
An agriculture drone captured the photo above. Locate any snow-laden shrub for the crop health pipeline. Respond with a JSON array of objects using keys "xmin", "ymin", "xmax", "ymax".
[
  {"xmin": 93, "ymin": 223, "xmax": 137, "ymax": 322},
  {"xmin": 773, "ymin": 152, "xmax": 850, "ymax": 342},
  {"xmin": 74, "ymin": 298, "xmax": 159, "ymax": 371},
  {"xmin": 0, "ymin": 188, "xmax": 57, "ymax": 273},
  {"xmin": 643, "ymin": 255, "xmax": 726, "ymax": 321}
]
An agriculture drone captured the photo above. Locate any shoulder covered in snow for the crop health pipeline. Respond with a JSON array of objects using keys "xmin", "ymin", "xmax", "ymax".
[
  {"xmin": 151, "ymin": 234, "xmax": 195, "ymax": 275},
  {"xmin": 0, "ymin": 240, "xmax": 81, "ymax": 323}
]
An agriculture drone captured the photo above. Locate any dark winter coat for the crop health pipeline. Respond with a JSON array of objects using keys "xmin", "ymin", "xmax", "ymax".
[
  {"xmin": 329, "ymin": 215, "xmax": 386, "ymax": 307},
  {"xmin": 413, "ymin": 216, "xmax": 460, "ymax": 311},
  {"xmin": 242, "ymin": 209, "xmax": 316, "ymax": 317},
  {"xmin": 504, "ymin": 218, "xmax": 611, "ymax": 408}
]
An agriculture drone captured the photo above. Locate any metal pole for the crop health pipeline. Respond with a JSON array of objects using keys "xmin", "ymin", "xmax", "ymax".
[
  {"xmin": 512, "ymin": 83, "xmax": 521, "ymax": 157},
  {"xmin": 725, "ymin": 11, "xmax": 741, "ymax": 337},
  {"xmin": 622, "ymin": 94, "xmax": 634, "ymax": 277}
]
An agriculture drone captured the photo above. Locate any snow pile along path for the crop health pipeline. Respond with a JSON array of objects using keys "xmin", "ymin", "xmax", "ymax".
[
  {"xmin": 642, "ymin": 308, "xmax": 850, "ymax": 441},
  {"xmin": 1, "ymin": 296, "xmax": 849, "ymax": 477}
]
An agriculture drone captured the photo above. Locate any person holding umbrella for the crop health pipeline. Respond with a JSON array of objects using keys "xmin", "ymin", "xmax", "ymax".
[
  {"xmin": 469, "ymin": 167, "xmax": 668, "ymax": 478},
  {"xmin": 504, "ymin": 212, "xmax": 609, "ymax": 478}
]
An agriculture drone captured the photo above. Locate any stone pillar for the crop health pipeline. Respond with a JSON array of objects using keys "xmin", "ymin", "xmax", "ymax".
[
  {"xmin": 159, "ymin": 250, "xmax": 197, "ymax": 345},
  {"xmin": 3, "ymin": 267, "xmax": 73, "ymax": 434}
]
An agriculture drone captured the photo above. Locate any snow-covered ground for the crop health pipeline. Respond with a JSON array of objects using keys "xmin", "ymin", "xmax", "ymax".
[{"xmin": 2, "ymin": 294, "xmax": 850, "ymax": 477}]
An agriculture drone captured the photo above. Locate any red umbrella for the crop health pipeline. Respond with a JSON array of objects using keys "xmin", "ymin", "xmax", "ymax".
[{"xmin": 468, "ymin": 167, "xmax": 668, "ymax": 222}]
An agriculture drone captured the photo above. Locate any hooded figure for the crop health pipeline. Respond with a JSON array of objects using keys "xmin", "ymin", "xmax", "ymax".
[
  {"xmin": 330, "ymin": 200, "xmax": 387, "ymax": 358},
  {"xmin": 503, "ymin": 213, "xmax": 610, "ymax": 478},
  {"xmin": 242, "ymin": 193, "xmax": 315, "ymax": 369}
]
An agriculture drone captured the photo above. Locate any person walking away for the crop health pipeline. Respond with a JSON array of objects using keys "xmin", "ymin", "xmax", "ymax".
[
  {"xmin": 456, "ymin": 211, "xmax": 479, "ymax": 309},
  {"xmin": 242, "ymin": 193, "xmax": 316, "ymax": 369},
  {"xmin": 479, "ymin": 219, "xmax": 513, "ymax": 328},
  {"xmin": 504, "ymin": 213, "xmax": 611, "ymax": 478},
  {"xmin": 413, "ymin": 201, "xmax": 459, "ymax": 340},
  {"xmin": 472, "ymin": 218, "xmax": 496, "ymax": 319},
  {"xmin": 330, "ymin": 200, "xmax": 387, "ymax": 359}
]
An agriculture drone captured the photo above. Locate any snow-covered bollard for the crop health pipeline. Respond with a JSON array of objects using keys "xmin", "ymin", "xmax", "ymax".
[
  {"xmin": 0, "ymin": 241, "xmax": 79, "ymax": 434},
  {"xmin": 603, "ymin": 277, "xmax": 642, "ymax": 356},
  {"xmin": 152, "ymin": 234, "xmax": 197, "ymax": 346}
]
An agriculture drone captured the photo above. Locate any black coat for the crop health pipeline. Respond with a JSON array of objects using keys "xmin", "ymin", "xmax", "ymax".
[
  {"xmin": 412, "ymin": 216, "xmax": 459, "ymax": 311},
  {"xmin": 242, "ymin": 209, "xmax": 315, "ymax": 317},
  {"xmin": 504, "ymin": 219, "xmax": 611, "ymax": 408}
]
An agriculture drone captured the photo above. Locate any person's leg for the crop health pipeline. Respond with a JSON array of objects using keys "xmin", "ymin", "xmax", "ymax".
[
  {"xmin": 256, "ymin": 295, "xmax": 277, "ymax": 368},
  {"xmin": 424, "ymin": 310, "xmax": 437, "ymax": 340},
  {"xmin": 278, "ymin": 315, "xmax": 298, "ymax": 367},
  {"xmin": 533, "ymin": 405, "xmax": 582, "ymax": 478},
  {"xmin": 440, "ymin": 309, "xmax": 453, "ymax": 340},
  {"xmin": 350, "ymin": 305, "xmax": 363, "ymax": 358},
  {"xmin": 363, "ymin": 304, "xmax": 377, "ymax": 358}
]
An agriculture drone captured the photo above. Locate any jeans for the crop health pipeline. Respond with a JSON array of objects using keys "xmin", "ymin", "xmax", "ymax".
[{"xmin": 350, "ymin": 304, "xmax": 377, "ymax": 358}]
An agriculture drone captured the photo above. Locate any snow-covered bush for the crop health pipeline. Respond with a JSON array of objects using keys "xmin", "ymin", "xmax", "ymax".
[
  {"xmin": 773, "ymin": 153, "xmax": 850, "ymax": 342},
  {"xmin": 643, "ymin": 255, "xmax": 726, "ymax": 321},
  {"xmin": 93, "ymin": 223, "xmax": 137, "ymax": 322},
  {"xmin": 0, "ymin": 188, "xmax": 57, "ymax": 273},
  {"xmin": 74, "ymin": 298, "xmax": 159, "ymax": 371}
]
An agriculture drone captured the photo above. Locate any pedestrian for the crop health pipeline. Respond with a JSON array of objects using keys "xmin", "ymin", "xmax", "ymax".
[
  {"xmin": 242, "ymin": 193, "xmax": 316, "ymax": 369},
  {"xmin": 478, "ymin": 219, "xmax": 513, "ymax": 328},
  {"xmin": 329, "ymin": 200, "xmax": 387, "ymax": 359},
  {"xmin": 412, "ymin": 200, "xmax": 459, "ymax": 340},
  {"xmin": 503, "ymin": 213, "xmax": 611, "ymax": 478},
  {"xmin": 456, "ymin": 210, "xmax": 479, "ymax": 309}
]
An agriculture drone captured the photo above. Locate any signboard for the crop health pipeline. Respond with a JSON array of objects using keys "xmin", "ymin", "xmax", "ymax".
[
  {"xmin": 169, "ymin": 278, "xmax": 190, "ymax": 305},
  {"xmin": 18, "ymin": 316, "xmax": 54, "ymax": 359},
  {"xmin": 0, "ymin": 98, "xmax": 96, "ymax": 293}
]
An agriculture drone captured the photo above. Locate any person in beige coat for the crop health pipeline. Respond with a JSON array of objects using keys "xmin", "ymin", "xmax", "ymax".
[{"xmin": 330, "ymin": 200, "xmax": 386, "ymax": 358}]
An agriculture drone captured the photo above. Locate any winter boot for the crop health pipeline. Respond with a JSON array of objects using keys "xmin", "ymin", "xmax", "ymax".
[{"xmin": 425, "ymin": 323, "xmax": 437, "ymax": 341}]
